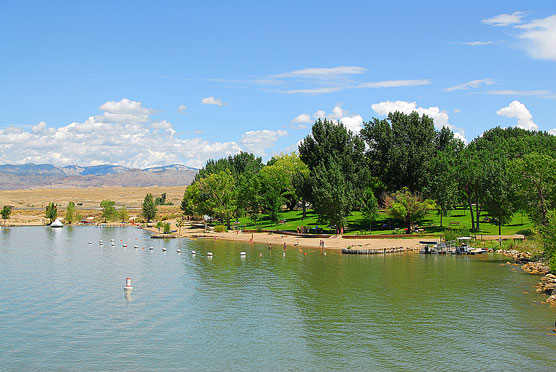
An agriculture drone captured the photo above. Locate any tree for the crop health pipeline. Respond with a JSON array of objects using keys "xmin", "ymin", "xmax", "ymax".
[
  {"xmin": 262, "ymin": 153, "xmax": 309, "ymax": 211},
  {"xmin": 100, "ymin": 200, "xmax": 117, "ymax": 222},
  {"xmin": 156, "ymin": 221, "xmax": 163, "ymax": 232},
  {"xmin": 155, "ymin": 193, "xmax": 167, "ymax": 205},
  {"xmin": 1, "ymin": 206, "xmax": 12, "ymax": 225},
  {"xmin": 64, "ymin": 201, "xmax": 77, "ymax": 224},
  {"xmin": 45, "ymin": 202, "xmax": 57, "ymax": 224},
  {"xmin": 384, "ymin": 188, "xmax": 435, "ymax": 233},
  {"xmin": 536, "ymin": 210, "xmax": 556, "ymax": 272},
  {"xmin": 511, "ymin": 152, "xmax": 556, "ymax": 226},
  {"xmin": 258, "ymin": 166, "xmax": 284, "ymax": 225},
  {"xmin": 196, "ymin": 170, "xmax": 236, "ymax": 228},
  {"xmin": 142, "ymin": 193, "xmax": 157, "ymax": 222},
  {"xmin": 118, "ymin": 206, "xmax": 129, "ymax": 222},
  {"xmin": 293, "ymin": 170, "xmax": 312, "ymax": 220},
  {"xmin": 425, "ymin": 141, "xmax": 462, "ymax": 227},
  {"xmin": 298, "ymin": 118, "xmax": 368, "ymax": 228},
  {"xmin": 176, "ymin": 218, "xmax": 184, "ymax": 235},
  {"xmin": 163, "ymin": 222, "xmax": 171, "ymax": 234},
  {"xmin": 361, "ymin": 187, "xmax": 379, "ymax": 231},
  {"xmin": 482, "ymin": 152, "xmax": 515, "ymax": 235},
  {"xmin": 360, "ymin": 111, "xmax": 437, "ymax": 192}
]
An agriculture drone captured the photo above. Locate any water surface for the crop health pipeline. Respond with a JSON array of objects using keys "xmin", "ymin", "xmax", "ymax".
[{"xmin": 1, "ymin": 226, "xmax": 555, "ymax": 371}]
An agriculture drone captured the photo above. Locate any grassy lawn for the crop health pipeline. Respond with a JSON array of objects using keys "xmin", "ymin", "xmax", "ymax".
[{"xmin": 231, "ymin": 207, "xmax": 534, "ymax": 236}]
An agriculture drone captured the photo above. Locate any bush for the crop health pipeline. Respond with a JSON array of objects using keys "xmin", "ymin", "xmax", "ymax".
[
  {"xmin": 215, "ymin": 224, "xmax": 227, "ymax": 233},
  {"xmin": 163, "ymin": 223, "xmax": 171, "ymax": 234}
]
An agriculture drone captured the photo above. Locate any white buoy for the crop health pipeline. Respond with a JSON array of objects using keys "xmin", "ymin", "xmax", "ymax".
[
  {"xmin": 134, "ymin": 245, "xmax": 138, "ymax": 249},
  {"xmin": 88, "ymin": 241, "xmax": 92, "ymax": 245},
  {"xmin": 162, "ymin": 247, "xmax": 167, "ymax": 252},
  {"xmin": 283, "ymin": 252, "xmax": 286, "ymax": 256},
  {"xmin": 111, "ymin": 239, "xmax": 114, "ymax": 242},
  {"xmin": 99, "ymin": 240, "xmax": 103, "ymax": 245},
  {"xmin": 149, "ymin": 246, "xmax": 154, "ymax": 251},
  {"xmin": 177, "ymin": 249, "xmax": 181, "ymax": 253},
  {"xmin": 124, "ymin": 277, "xmax": 133, "ymax": 293},
  {"xmin": 207, "ymin": 252, "xmax": 213, "ymax": 257},
  {"xmin": 240, "ymin": 251, "xmax": 246, "ymax": 256},
  {"xmin": 123, "ymin": 244, "xmax": 127, "ymax": 248},
  {"xmin": 191, "ymin": 250, "xmax": 196, "ymax": 255}
]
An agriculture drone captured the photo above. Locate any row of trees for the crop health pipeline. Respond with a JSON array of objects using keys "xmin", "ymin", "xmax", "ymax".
[{"xmin": 181, "ymin": 111, "xmax": 556, "ymax": 236}]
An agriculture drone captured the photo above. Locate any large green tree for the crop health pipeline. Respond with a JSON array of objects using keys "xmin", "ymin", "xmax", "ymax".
[
  {"xmin": 360, "ymin": 187, "xmax": 379, "ymax": 230},
  {"xmin": 196, "ymin": 169, "xmax": 236, "ymax": 228},
  {"xmin": 298, "ymin": 118, "xmax": 368, "ymax": 228},
  {"xmin": 142, "ymin": 193, "xmax": 157, "ymax": 222},
  {"xmin": 100, "ymin": 200, "xmax": 117, "ymax": 222},
  {"xmin": 482, "ymin": 152, "xmax": 515, "ymax": 235},
  {"xmin": 511, "ymin": 152, "xmax": 556, "ymax": 226},
  {"xmin": 360, "ymin": 111, "xmax": 437, "ymax": 192}
]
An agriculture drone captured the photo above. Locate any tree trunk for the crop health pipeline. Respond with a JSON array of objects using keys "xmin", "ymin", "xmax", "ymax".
[
  {"xmin": 440, "ymin": 211, "xmax": 443, "ymax": 227},
  {"xmin": 474, "ymin": 185, "xmax": 480, "ymax": 231},
  {"xmin": 467, "ymin": 194, "xmax": 475, "ymax": 230},
  {"xmin": 498, "ymin": 215, "xmax": 502, "ymax": 236},
  {"xmin": 302, "ymin": 200, "xmax": 306, "ymax": 220}
]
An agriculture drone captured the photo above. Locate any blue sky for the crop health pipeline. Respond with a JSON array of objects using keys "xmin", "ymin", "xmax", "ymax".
[{"xmin": 0, "ymin": 1, "xmax": 555, "ymax": 168}]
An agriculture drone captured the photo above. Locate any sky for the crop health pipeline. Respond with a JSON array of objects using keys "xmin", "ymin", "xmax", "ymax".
[{"xmin": 0, "ymin": 1, "xmax": 555, "ymax": 169}]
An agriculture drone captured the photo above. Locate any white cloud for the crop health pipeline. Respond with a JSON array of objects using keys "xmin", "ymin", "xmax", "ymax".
[
  {"xmin": 371, "ymin": 100, "xmax": 466, "ymax": 142},
  {"xmin": 357, "ymin": 79, "xmax": 431, "ymax": 88},
  {"xmin": 482, "ymin": 11, "xmax": 526, "ymax": 26},
  {"xmin": 177, "ymin": 104, "xmax": 187, "ymax": 113},
  {"xmin": 32, "ymin": 121, "xmax": 47, "ymax": 133},
  {"xmin": 453, "ymin": 108, "xmax": 461, "ymax": 113},
  {"xmin": 274, "ymin": 66, "xmax": 367, "ymax": 78},
  {"xmin": 496, "ymin": 100, "xmax": 537, "ymax": 130},
  {"xmin": 549, "ymin": 128, "xmax": 556, "ymax": 136},
  {"xmin": 515, "ymin": 14, "xmax": 556, "ymax": 61},
  {"xmin": 201, "ymin": 96, "xmax": 226, "ymax": 106},
  {"xmin": 240, "ymin": 129, "xmax": 288, "ymax": 156},
  {"xmin": 291, "ymin": 113, "xmax": 312, "ymax": 123},
  {"xmin": 312, "ymin": 105, "xmax": 364, "ymax": 132},
  {"xmin": 281, "ymin": 87, "xmax": 344, "ymax": 94},
  {"xmin": 444, "ymin": 78, "xmax": 495, "ymax": 92},
  {"xmin": 453, "ymin": 41, "xmax": 496, "ymax": 46},
  {"xmin": 0, "ymin": 98, "xmax": 244, "ymax": 169}
]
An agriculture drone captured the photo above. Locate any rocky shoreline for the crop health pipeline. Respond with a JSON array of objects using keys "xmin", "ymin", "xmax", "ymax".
[{"xmin": 497, "ymin": 249, "xmax": 556, "ymax": 306}]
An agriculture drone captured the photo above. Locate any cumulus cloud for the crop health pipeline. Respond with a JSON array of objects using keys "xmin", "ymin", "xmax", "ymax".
[
  {"xmin": 240, "ymin": 129, "xmax": 288, "ymax": 156},
  {"xmin": 312, "ymin": 105, "xmax": 363, "ymax": 132},
  {"xmin": 371, "ymin": 100, "xmax": 466, "ymax": 142},
  {"xmin": 291, "ymin": 113, "xmax": 312, "ymax": 123},
  {"xmin": 496, "ymin": 100, "xmax": 537, "ymax": 130},
  {"xmin": 444, "ymin": 78, "xmax": 495, "ymax": 92},
  {"xmin": 32, "ymin": 121, "xmax": 47, "ymax": 133},
  {"xmin": 482, "ymin": 11, "xmax": 526, "ymax": 26},
  {"xmin": 177, "ymin": 104, "xmax": 187, "ymax": 113},
  {"xmin": 0, "ymin": 98, "xmax": 247, "ymax": 169},
  {"xmin": 201, "ymin": 96, "xmax": 226, "ymax": 106}
]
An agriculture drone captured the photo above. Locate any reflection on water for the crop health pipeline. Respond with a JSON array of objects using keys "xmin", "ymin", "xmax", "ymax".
[{"xmin": 1, "ymin": 226, "xmax": 555, "ymax": 371}]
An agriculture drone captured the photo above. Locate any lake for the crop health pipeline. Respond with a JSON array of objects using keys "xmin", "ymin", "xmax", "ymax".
[{"xmin": 1, "ymin": 226, "xmax": 555, "ymax": 371}]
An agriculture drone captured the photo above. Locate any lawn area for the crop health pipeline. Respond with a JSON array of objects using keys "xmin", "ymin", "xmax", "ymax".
[{"xmin": 232, "ymin": 207, "xmax": 534, "ymax": 236}]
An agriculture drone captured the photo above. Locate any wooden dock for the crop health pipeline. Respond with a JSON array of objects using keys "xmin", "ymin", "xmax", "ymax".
[{"xmin": 342, "ymin": 247, "xmax": 412, "ymax": 254}]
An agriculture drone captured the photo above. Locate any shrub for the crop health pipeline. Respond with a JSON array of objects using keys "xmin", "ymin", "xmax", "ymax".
[
  {"xmin": 215, "ymin": 224, "xmax": 227, "ymax": 233},
  {"xmin": 163, "ymin": 223, "xmax": 171, "ymax": 234}
]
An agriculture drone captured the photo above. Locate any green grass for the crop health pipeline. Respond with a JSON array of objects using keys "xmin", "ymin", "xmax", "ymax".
[{"xmin": 230, "ymin": 207, "xmax": 534, "ymax": 236}]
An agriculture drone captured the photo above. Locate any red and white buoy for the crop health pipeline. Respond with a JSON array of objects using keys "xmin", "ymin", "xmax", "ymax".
[{"xmin": 124, "ymin": 277, "xmax": 133, "ymax": 293}]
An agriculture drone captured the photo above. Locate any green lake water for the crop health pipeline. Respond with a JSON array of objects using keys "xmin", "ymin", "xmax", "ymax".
[{"xmin": 1, "ymin": 226, "xmax": 555, "ymax": 371}]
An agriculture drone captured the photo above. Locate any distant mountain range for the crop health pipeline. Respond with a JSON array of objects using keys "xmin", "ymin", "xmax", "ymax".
[{"xmin": 0, "ymin": 163, "xmax": 198, "ymax": 189}]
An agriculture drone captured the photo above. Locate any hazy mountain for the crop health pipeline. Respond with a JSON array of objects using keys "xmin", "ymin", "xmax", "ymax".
[{"xmin": 0, "ymin": 163, "xmax": 198, "ymax": 189}]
